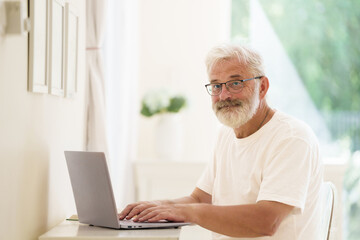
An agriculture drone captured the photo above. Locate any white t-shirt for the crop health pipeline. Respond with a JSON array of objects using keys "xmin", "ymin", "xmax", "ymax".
[{"xmin": 196, "ymin": 111, "xmax": 323, "ymax": 240}]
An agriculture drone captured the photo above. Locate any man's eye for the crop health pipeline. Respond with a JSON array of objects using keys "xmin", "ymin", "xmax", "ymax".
[
  {"xmin": 213, "ymin": 84, "xmax": 221, "ymax": 89},
  {"xmin": 231, "ymin": 81, "xmax": 241, "ymax": 86}
]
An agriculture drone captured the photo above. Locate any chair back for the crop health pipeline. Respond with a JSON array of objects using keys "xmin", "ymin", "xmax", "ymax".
[{"xmin": 320, "ymin": 181, "xmax": 336, "ymax": 240}]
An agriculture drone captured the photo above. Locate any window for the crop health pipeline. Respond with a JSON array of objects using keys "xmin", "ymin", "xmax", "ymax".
[{"xmin": 231, "ymin": 0, "xmax": 360, "ymax": 239}]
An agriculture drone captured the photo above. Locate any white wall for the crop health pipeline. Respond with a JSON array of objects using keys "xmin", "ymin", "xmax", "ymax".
[
  {"xmin": 0, "ymin": 0, "xmax": 86, "ymax": 239},
  {"xmin": 137, "ymin": 0, "xmax": 231, "ymax": 162}
]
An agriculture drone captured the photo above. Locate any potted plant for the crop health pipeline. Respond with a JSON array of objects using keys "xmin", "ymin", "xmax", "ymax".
[{"xmin": 140, "ymin": 89, "xmax": 187, "ymax": 161}]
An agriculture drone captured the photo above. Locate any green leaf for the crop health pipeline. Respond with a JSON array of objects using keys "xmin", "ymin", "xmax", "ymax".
[
  {"xmin": 167, "ymin": 97, "xmax": 186, "ymax": 113},
  {"xmin": 140, "ymin": 103, "xmax": 153, "ymax": 117}
]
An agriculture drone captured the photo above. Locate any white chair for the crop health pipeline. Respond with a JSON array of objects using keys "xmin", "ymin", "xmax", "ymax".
[{"xmin": 320, "ymin": 181, "xmax": 336, "ymax": 240}]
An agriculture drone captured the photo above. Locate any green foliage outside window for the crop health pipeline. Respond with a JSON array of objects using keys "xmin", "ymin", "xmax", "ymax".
[
  {"xmin": 232, "ymin": 0, "xmax": 360, "ymax": 239},
  {"xmin": 232, "ymin": 0, "xmax": 360, "ymax": 112}
]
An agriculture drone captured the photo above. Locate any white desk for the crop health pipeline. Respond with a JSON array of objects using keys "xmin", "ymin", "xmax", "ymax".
[{"xmin": 39, "ymin": 220, "xmax": 181, "ymax": 240}]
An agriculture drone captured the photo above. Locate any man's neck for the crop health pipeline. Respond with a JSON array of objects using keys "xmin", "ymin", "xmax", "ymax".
[{"xmin": 233, "ymin": 102, "xmax": 273, "ymax": 139}]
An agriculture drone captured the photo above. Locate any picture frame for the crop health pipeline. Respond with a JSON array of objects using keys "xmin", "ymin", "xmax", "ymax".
[
  {"xmin": 28, "ymin": 0, "xmax": 48, "ymax": 93},
  {"xmin": 48, "ymin": 0, "xmax": 66, "ymax": 97},
  {"xmin": 64, "ymin": 3, "xmax": 79, "ymax": 98}
]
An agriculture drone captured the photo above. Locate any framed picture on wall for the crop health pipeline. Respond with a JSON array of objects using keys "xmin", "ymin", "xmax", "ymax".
[
  {"xmin": 48, "ymin": 0, "xmax": 66, "ymax": 96},
  {"xmin": 28, "ymin": 0, "xmax": 48, "ymax": 93},
  {"xmin": 64, "ymin": 3, "xmax": 79, "ymax": 98}
]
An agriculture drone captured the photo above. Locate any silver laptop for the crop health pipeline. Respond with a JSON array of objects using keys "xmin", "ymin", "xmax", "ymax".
[{"xmin": 64, "ymin": 151, "xmax": 190, "ymax": 229}]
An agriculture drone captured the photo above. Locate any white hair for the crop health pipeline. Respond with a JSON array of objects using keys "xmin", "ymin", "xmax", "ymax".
[{"xmin": 205, "ymin": 43, "xmax": 265, "ymax": 77}]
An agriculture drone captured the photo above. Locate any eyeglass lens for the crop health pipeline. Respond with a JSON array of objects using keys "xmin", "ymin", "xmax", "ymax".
[{"xmin": 207, "ymin": 81, "xmax": 244, "ymax": 96}]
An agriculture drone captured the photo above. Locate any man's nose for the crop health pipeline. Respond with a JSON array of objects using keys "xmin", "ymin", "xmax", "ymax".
[{"xmin": 219, "ymin": 85, "xmax": 232, "ymax": 100}]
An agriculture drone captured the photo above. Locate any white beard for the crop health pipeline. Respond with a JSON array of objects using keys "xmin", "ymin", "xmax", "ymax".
[{"xmin": 213, "ymin": 84, "xmax": 260, "ymax": 129}]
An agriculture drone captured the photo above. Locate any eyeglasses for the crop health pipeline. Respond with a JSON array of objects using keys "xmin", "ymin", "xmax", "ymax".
[{"xmin": 204, "ymin": 76, "xmax": 262, "ymax": 96}]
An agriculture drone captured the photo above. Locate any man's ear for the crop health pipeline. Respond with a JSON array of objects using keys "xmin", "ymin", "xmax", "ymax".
[{"xmin": 259, "ymin": 76, "xmax": 269, "ymax": 100}]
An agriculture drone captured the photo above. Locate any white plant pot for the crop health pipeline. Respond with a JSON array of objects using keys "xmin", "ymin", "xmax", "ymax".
[{"xmin": 155, "ymin": 113, "xmax": 183, "ymax": 161}]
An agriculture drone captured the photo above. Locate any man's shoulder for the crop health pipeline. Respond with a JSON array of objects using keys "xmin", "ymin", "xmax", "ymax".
[{"xmin": 271, "ymin": 111, "xmax": 318, "ymax": 143}]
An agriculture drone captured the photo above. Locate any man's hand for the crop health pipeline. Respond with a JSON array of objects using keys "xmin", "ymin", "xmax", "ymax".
[
  {"xmin": 119, "ymin": 187, "xmax": 211, "ymax": 221},
  {"xmin": 133, "ymin": 204, "xmax": 190, "ymax": 223},
  {"xmin": 118, "ymin": 200, "xmax": 165, "ymax": 220},
  {"xmin": 119, "ymin": 201, "xmax": 191, "ymax": 223}
]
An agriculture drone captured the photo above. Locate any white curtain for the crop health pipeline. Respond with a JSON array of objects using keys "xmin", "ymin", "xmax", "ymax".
[
  {"xmin": 103, "ymin": 0, "xmax": 139, "ymax": 207},
  {"xmin": 86, "ymin": 0, "xmax": 108, "ymax": 154}
]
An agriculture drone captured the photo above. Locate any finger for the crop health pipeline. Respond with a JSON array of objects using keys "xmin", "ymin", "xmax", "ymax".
[
  {"xmin": 126, "ymin": 207, "xmax": 142, "ymax": 220},
  {"xmin": 133, "ymin": 206, "xmax": 158, "ymax": 221},
  {"xmin": 138, "ymin": 210, "xmax": 161, "ymax": 222},
  {"xmin": 119, "ymin": 204, "xmax": 136, "ymax": 219},
  {"xmin": 148, "ymin": 210, "xmax": 186, "ymax": 223},
  {"xmin": 119, "ymin": 202, "xmax": 144, "ymax": 219},
  {"xmin": 126, "ymin": 203, "xmax": 157, "ymax": 220},
  {"xmin": 119, "ymin": 204, "xmax": 140, "ymax": 219},
  {"xmin": 147, "ymin": 212, "xmax": 169, "ymax": 222}
]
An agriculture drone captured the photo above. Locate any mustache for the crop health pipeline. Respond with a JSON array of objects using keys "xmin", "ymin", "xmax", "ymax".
[{"xmin": 214, "ymin": 99, "xmax": 243, "ymax": 111}]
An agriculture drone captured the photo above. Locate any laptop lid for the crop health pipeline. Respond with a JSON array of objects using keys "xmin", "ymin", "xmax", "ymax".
[
  {"xmin": 65, "ymin": 151, "xmax": 120, "ymax": 229},
  {"xmin": 65, "ymin": 151, "xmax": 190, "ymax": 229}
]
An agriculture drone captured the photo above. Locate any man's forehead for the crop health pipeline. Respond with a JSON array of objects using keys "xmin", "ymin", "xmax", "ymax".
[{"xmin": 209, "ymin": 59, "xmax": 248, "ymax": 80}]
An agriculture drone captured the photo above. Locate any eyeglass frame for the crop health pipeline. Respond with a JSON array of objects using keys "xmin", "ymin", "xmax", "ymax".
[{"xmin": 204, "ymin": 76, "xmax": 263, "ymax": 96}]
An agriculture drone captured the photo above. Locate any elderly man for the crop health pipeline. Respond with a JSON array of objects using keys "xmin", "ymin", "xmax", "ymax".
[{"xmin": 119, "ymin": 44, "xmax": 323, "ymax": 239}]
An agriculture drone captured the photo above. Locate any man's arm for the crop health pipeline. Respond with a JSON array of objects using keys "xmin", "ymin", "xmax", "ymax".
[
  {"xmin": 189, "ymin": 201, "xmax": 294, "ymax": 237},
  {"xmin": 120, "ymin": 187, "xmax": 293, "ymax": 237},
  {"xmin": 133, "ymin": 200, "xmax": 294, "ymax": 238},
  {"xmin": 119, "ymin": 187, "xmax": 211, "ymax": 220}
]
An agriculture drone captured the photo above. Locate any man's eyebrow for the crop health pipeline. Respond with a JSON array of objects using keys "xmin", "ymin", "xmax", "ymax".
[
  {"xmin": 209, "ymin": 74, "xmax": 243, "ymax": 83},
  {"xmin": 229, "ymin": 74, "xmax": 242, "ymax": 78}
]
